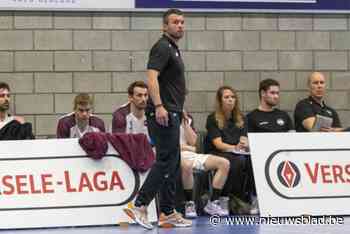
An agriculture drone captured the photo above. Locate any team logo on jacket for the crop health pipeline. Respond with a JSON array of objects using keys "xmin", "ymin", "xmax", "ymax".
[
  {"xmin": 276, "ymin": 118, "xmax": 285, "ymax": 126},
  {"xmin": 259, "ymin": 121, "xmax": 269, "ymax": 126}
]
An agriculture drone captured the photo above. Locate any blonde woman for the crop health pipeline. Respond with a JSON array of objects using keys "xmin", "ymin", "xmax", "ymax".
[{"xmin": 205, "ymin": 86, "xmax": 256, "ymax": 214}]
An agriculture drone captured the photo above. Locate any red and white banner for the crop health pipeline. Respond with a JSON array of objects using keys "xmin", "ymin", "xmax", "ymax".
[
  {"xmin": 249, "ymin": 132, "xmax": 350, "ymax": 217},
  {"xmin": 0, "ymin": 138, "xmax": 157, "ymax": 229}
]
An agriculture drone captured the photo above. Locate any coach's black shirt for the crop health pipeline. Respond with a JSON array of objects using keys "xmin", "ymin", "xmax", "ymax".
[
  {"xmin": 205, "ymin": 112, "xmax": 248, "ymax": 154},
  {"xmin": 294, "ymin": 96, "xmax": 341, "ymax": 132},
  {"xmin": 247, "ymin": 108, "xmax": 293, "ymax": 133},
  {"xmin": 147, "ymin": 34, "xmax": 186, "ymax": 113}
]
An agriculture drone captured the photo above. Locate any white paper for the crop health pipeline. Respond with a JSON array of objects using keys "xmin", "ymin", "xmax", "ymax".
[
  {"xmin": 311, "ymin": 114, "xmax": 333, "ymax": 131},
  {"xmin": 225, "ymin": 148, "xmax": 250, "ymax": 155}
]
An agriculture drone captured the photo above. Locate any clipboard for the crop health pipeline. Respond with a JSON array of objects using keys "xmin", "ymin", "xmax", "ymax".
[
  {"xmin": 224, "ymin": 148, "xmax": 250, "ymax": 155},
  {"xmin": 311, "ymin": 114, "xmax": 333, "ymax": 131}
]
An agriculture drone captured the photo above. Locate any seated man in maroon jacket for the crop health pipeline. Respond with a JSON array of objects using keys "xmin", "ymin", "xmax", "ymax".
[
  {"xmin": 112, "ymin": 81, "xmax": 149, "ymax": 140},
  {"xmin": 57, "ymin": 93, "xmax": 105, "ymax": 138}
]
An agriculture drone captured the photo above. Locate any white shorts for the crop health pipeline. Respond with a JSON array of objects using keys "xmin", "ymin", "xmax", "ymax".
[{"xmin": 181, "ymin": 151, "xmax": 209, "ymax": 171}]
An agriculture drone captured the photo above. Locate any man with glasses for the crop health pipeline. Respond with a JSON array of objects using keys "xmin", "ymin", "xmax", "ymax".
[
  {"xmin": 0, "ymin": 82, "xmax": 34, "ymax": 140},
  {"xmin": 56, "ymin": 93, "xmax": 105, "ymax": 138}
]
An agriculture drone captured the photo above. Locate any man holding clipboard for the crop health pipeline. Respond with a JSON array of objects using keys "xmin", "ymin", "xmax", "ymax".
[{"xmin": 294, "ymin": 72, "xmax": 344, "ymax": 132}]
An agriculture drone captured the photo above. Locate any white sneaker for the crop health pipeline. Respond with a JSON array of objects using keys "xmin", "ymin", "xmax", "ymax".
[
  {"xmin": 219, "ymin": 197, "xmax": 230, "ymax": 216},
  {"xmin": 204, "ymin": 200, "xmax": 226, "ymax": 216},
  {"xmin": 185, "ymin": 201, "xmax": 198, "ymax": 219},
  {"xmin": 123, "ymin": 206, "xmax": 154, "ymax": 230}
]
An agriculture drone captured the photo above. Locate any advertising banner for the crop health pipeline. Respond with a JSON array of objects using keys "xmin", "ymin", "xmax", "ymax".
[
  {"xmin": 249, "ymin": 132, "xmax": 350, "ymax": 217},
  {"xmin": 0, "ymin": 138, "xmax": 157, "ymax": 229}
]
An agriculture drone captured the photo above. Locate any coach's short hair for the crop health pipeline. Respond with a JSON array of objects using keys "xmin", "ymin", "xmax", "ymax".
[{"xmin": 163, "ymin": 8, "xmax": 184, "ymax": 25}]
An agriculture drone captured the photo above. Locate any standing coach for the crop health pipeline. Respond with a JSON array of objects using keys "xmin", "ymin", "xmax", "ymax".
[{"xmin": 124, "ymin": 8, "xmax": 192, "ymax": 229}]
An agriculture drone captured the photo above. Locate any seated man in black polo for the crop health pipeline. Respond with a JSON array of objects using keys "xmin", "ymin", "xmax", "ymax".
[
  {"xmin": 294, "ymin": 72, "xmax": 343, "ymax": 132},
  {"xmin": 247, "ymin": 78, "xmax": 293, "ymax": 133}
]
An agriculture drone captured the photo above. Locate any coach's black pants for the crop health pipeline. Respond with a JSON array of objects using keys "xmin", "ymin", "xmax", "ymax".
[{"xmin": 135, "ymin": 111, "xmax": 181, "ymax": 215}]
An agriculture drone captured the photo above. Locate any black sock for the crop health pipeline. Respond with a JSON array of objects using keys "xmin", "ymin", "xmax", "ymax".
[
  {"xmin": 134, "ymin": 199, "xmax": 145, "ymax": 208},
  {"xmin": 211, "ymin": 188, "xmax": 222, "ymax": 201},
  {"xmin": 184, "ymin": 189, "xmax": 193, "ymax": 201},
  {"xmin": 163, "ymin": 209, "xmax": 174, "ymax": 216}
]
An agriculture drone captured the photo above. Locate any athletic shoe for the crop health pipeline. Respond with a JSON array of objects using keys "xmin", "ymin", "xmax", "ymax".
[
  {"xmin": 230, "ymin": 195, "xmax": 251, "ymax": 215},
  {"xmin": 184, "ymin": 201, "xmax": 198, "ymax": 218},
  {"xmin": 123, "ymin": 206, "xmax": 154, "ymax": 230},
  {"xmin": 158, "ymin": 211, "xmax": 192, "ymax": 228},
  {"xmin": 249, "ymin": 197, "xmax": 260, "ymax": 215},
  {"xmin": 204, "ymin": 200, "xmax": 226, "ymax": 216},
  {"xmin": 219, "ymin": 197, "xmax": 230, "ymax": 216}
]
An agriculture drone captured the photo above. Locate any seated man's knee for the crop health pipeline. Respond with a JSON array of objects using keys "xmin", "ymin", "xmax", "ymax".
[
  {"xmin": 181, "ymin": 159, "xmax": 194, "ymax": 177},
  {"xmin": 219, "ymin": 158, "xmax": 230, "ymax": 174}
]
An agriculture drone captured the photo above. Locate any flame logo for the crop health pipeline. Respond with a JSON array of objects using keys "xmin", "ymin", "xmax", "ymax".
[{"xmin": 277, "ymin": 161, "xmax": 301, "ymax": 188}]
